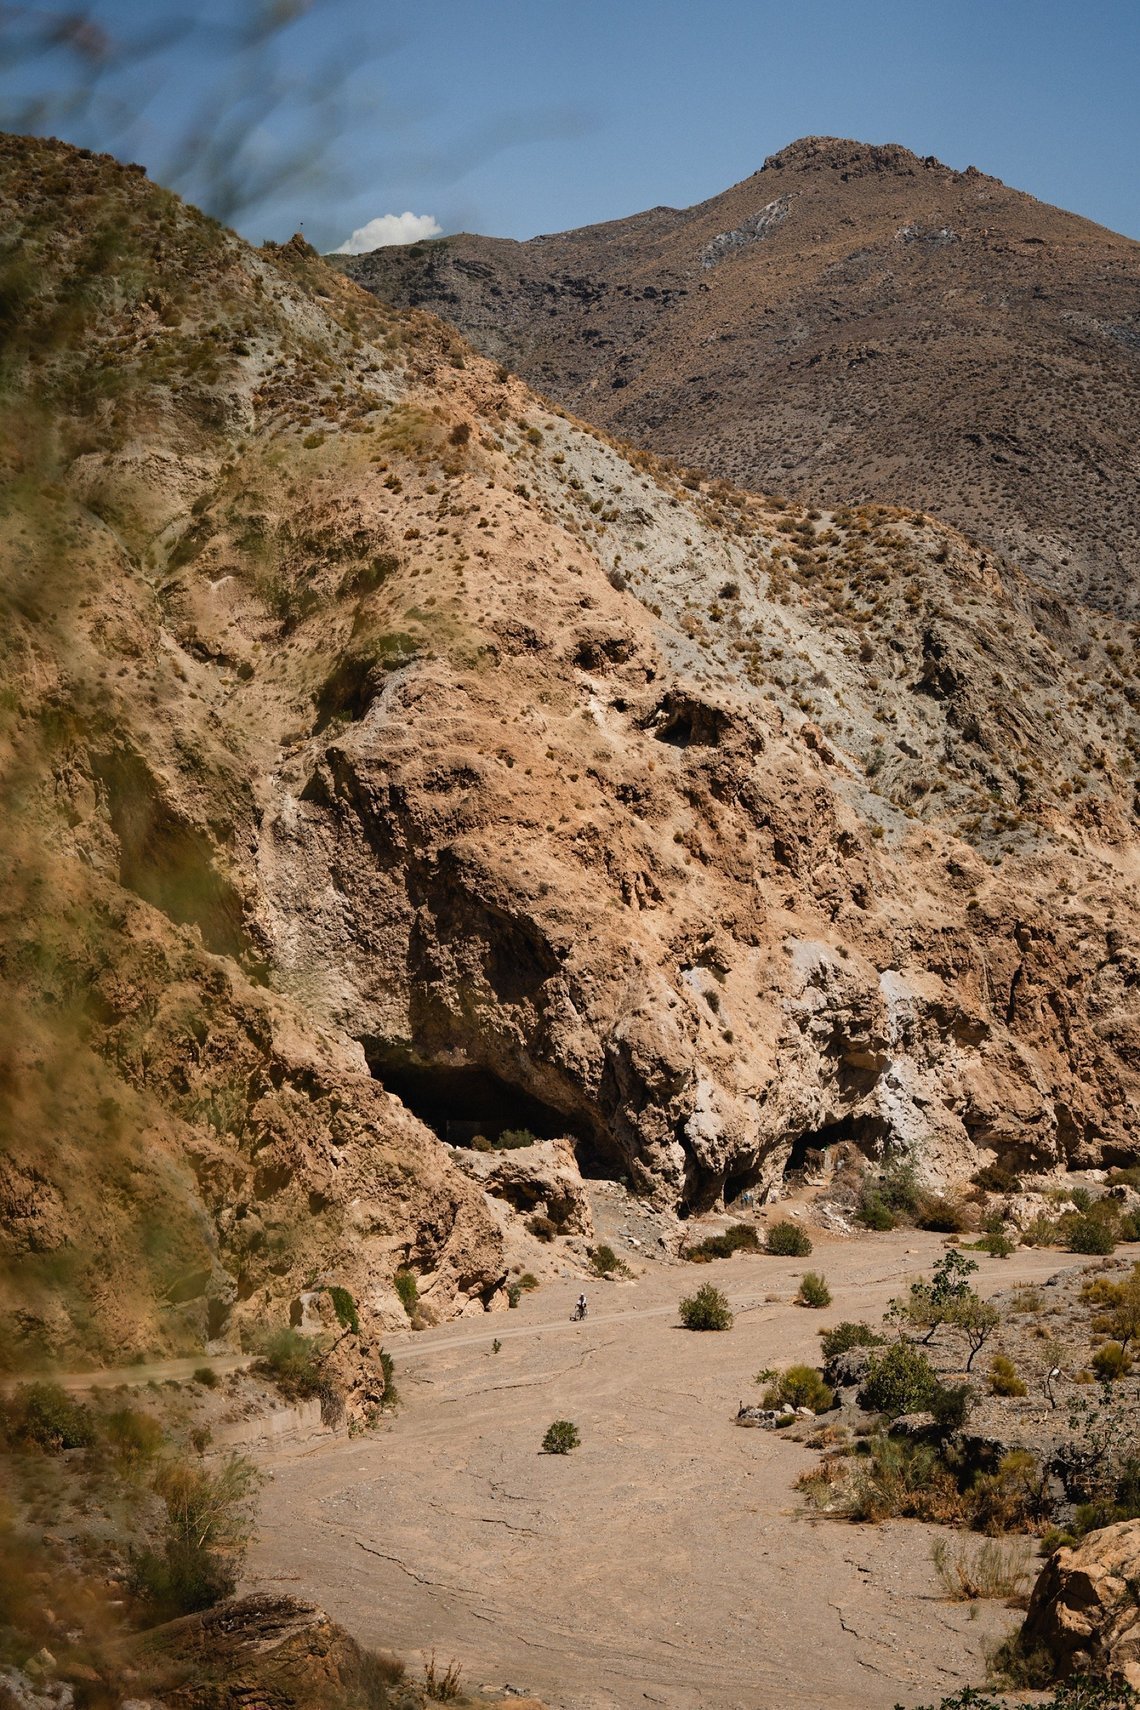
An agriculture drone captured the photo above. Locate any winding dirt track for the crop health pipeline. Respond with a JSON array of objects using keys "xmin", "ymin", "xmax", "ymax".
[{"xmin": 247, "ymin": 1232, "xmax": 1069, "ymax": 1710}]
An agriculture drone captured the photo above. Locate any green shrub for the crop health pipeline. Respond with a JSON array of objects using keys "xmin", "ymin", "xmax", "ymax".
[
  {"xmin": 916, "ymin": 1195, "xmax": 971, "ymax": 1233},
  {"xmin": 911, "ymin": 1669, "xmax": 1138, "ymax": 1707},
  {"xmin": 966, "ymin": 1447, "xmax": 1051, "ymax": 1534},
  {"xmin": 988, "ymin": 1354, "xmax": 1027, "ymax": 1397},
  {"xmin": 1067, "ymin": 1215, "xmax": 1116, "ymax": 1255},
  {"xmin": 969, "ymin": 1231, "xmax": 1015, "ymax": 1257},
  {"xmin": 1022, "ymin": 1213, "xmax": 1061, "ymax": 1247},
  {"xmin": 1108, "ymin": 1166, "xmax": 1140, "ymax": 1191},
  {"xmin": 193, "ymin": 1366, "xmax": 219, "ymax": 1388},
  {"xmin": 861, "ymin": 1159, "xmax": 922, "ymax": 1221},
  {"xmin": 496, "ymin": 1127, "xmax": 538, "ymax": 1149},
  {"xmin": 679, "ymin": 1282, "xmax": 733, "ymax": 1331},
  {"xmin": 507, "ymin": 1283, "xmax": 522, "ymax": 1308},
  {"xmin": 766, "ymin": 1220, "xmax": 812, "ymax": 1257},
  {"xmin": 762, "ymin": 1365, "xmax": 833, "ymax": 1413},
  {"xmin": 819, "ymin": 1321, "xmax": 884, "ymax": 1360},
  {"xmin": 518, "ymin": 1272, "xmax": 540, "ymax": 1291},
  {"xmin": 796, "ymin": 1271, "xmax": 832, "ymax": 1308},
  {"xmin": 379, "ymin": 1350, "xmax": 398, "ymax": 1409},
  {"xmin": 541, "ymin": 1419, "xmax": 580, "ymax": 1454},
  {"xmin": 857, "ymin": 1192, "xmax": 896, "ymax": 1231},
  {"xmin": 861, "ymin": 1343, "xmax": 940, "ymax": 1418},
  {"xmin": 259, "ymin": 1329, "xmax": 341, "ymax": 1420},
  {"xmin": 931, "ymin": 1382, "xmax": 972, "ymax": 1429},
  {"xmin": 1091, "ymin": 1341, "xmax": 1132, "ymax": 1381},
  {"xmin": 329, "ymin": 1287, "xmax": 360, "ymax": 1334},
  {"xmin": 262, "ymin": 1326, "xmax": 318, "ymax": 1385},
  {"xmin": 394, "ymin": 1270, "xmax": 419, "ymax": 1312},
  {"xmin": 848, "ymin": 1434, "xmax": 962, "ymax": 1524},
  {"xmin": 104, "ymin": 1408, "xmax": 165, "ymax": 1461},
  {"xmin": 685, "ymin": 1223, "xmax": 760, "ymax": 1261},
  {"xmin": 589, "ymin": 1244, "xmax": 628, "ymax": 1277},
  {"xmin": 2, "ymin": 1382, "xmax": 96, "ymax": 1452},
  {"xmin": 971, "ymin": 1162, "xmax": 1023, "ymax": 1193}
]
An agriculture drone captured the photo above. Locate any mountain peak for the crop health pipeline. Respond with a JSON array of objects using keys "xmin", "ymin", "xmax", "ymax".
[{"xmin": 759, "ymin": 135, "xmax": 993, "ymax": 183}]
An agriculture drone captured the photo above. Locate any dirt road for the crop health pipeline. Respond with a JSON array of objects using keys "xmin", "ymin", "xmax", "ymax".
[{"xmin": 248, "ymin": 1231, "xmax": 1068, "ymax": 1710}]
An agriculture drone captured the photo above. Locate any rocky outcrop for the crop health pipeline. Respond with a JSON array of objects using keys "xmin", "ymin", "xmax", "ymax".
[
  {"xmin": 126, "ymin": 1594, "xmax": 550, "ymax": 1709},
  {"xmin": 136, "ymin": 1595, "xmax": 391, "ymax": 1708},
  {"xmin": 1020, "ymin": 1521, "xmax": 1140, "ymax": 1688},
  {"xmin": 451, "ymin": 1138, "xmax": 594, "ymax": 1238}
]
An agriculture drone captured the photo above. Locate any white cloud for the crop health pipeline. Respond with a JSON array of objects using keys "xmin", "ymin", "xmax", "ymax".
[{"xmin": 331, "ymin": 212, "xmax": 443, "ymax": 254}]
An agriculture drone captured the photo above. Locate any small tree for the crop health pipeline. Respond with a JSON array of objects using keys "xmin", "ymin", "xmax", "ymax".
[
  {"xmin": 892, "ymin": 1250, "xmax": 979, "ymax": 1345},
  {"xmin": 541, "ymin": 1419, "xmax": 580, "ymax": 1454},
  {"xmin": 955, "ymin": 1294, "xmax": 999, "ymax": 1371},
  {"xmin": 679, "ymin": 1282, "xmax": 733, "ymax": 1330}
]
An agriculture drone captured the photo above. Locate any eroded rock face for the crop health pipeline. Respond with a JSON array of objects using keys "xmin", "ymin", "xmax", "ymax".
[
  {"xmin": 1, "ymin": 135, "xmax": 1137, "ymax": 1364},
  {"xmin": 1020, "ymin": 1520, "xmax": 1140, "ymax": 1688}
]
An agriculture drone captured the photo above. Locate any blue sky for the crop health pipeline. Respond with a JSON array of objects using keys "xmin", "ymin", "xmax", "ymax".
[{"xmin": 5, "ymin": 0, "xmax": 1139, "ymax": 246}]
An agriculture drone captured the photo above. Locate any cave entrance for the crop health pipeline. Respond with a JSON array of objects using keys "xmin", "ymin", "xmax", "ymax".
[
  {"xmin": 783, "ymin": 1114, "xmax": 889, "ymax": 1178},
  {"xmin": 724, "ymin": 1164, "xmax": 763, "ymax": 1207},
  {"xmin": 358, "ymin": 1038, "xmax": 586, "ymax": 1147}
]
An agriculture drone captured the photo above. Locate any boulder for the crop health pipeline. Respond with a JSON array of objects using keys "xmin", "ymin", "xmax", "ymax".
[
  {"xmin": 736, "ymin": 1404, "xmax": 791, "ymax": 1428},
  {"xmin": 452, "ymin": 1137, "xmax": 594, "ymax": 1238},
  {"xmin": 133, "ymin": 1595, "xmax": 403, "ymax": 1709},
  {"xmin": 888, "ymin": 1410, "xmax": 939, "ymax": 1439},
  {"xmin": 822, "ymin": 1345, "xmax": 873, "ymax": 1392},
  {"xmin": 1019, "ymin": 1519, "xmax": 1140, "ymax": 1687}
]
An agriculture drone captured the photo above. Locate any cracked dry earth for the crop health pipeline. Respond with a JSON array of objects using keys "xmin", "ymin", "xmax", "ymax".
[{"xmin": 248, "ymin": 1230, "xmax": 1069, "ymax": 1710}]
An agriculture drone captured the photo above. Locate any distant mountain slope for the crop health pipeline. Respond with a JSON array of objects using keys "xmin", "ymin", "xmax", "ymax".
[{"xmin": 336, "ymin": 136, "xmax": 1140, "ymax": 616}]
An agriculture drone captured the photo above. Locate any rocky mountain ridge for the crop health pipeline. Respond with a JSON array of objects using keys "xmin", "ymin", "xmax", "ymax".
[
  {"xmin": 336, "ymin": 135, "xmax": 1140, "ymax": 616},
  {"xmin": 0, "ymin": 133, "xmax": 1138, "ymax": 1372}
]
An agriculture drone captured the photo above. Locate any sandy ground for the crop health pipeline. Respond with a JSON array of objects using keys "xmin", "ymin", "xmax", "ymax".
[{"xmin": 246, "ymin": 1229, "xmax": 1071, "ymax": 1710}]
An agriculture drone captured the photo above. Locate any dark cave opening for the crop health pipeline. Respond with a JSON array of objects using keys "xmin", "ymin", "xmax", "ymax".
[
  {"xmin": 724, "ymin": 1164, "xmax": 763, "ymax": 1205},
  {"xmin": 358, "ymin": 1037, "xmax": 588, "ymax": 1147},
  {"xmin": 783, "ymin": 1113, "xmax": 890, "ymax": 1176}
]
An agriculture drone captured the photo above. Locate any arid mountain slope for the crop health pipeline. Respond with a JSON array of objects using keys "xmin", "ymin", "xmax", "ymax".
[
  {"xmin": 1, "ymin": 135, "xmax": 1138, "ymax": 1370},
  {"xmin": 336, "ymin": 136, "xmax": 1140, "ymax": 616}
]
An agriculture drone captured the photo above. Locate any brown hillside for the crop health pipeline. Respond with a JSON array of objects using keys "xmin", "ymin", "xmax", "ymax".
[
  {"xmin": 336, "ymin": 136, "xmax": 1140, "ymax": 616},
  {"xmin": 1, "ymin": 133, "xmax": 1138, "ymax": 1374}
]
